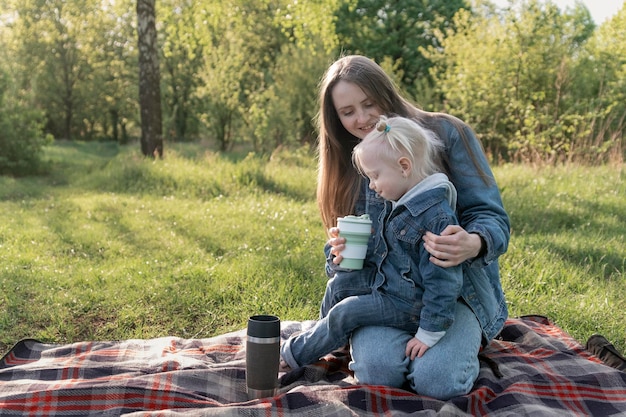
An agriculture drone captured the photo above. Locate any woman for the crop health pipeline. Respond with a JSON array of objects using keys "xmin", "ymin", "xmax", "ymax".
[{"xmin": 316, "ymin": 55, "xmax": 510, "ymax": 399}]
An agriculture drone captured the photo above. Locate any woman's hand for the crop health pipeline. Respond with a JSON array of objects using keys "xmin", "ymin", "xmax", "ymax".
[
  {"xmin": 422, "ymin": 225, "xmax": 483, "ymax": 267},
  {"xmin": 328, "ymin": 227, "xmax": 347, "ymax": 264},
  {"xmin": 406, "ymin": 337, "xmax": 429, "ymax": 360}
]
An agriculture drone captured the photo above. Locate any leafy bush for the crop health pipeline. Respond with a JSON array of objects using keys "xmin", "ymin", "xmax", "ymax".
[{"xmin": 0, "ymin": 69, "xmax": 52, "ymax": 176}]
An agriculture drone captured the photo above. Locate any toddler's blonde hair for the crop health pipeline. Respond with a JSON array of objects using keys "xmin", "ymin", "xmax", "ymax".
[{"xmin": 352, "ymin": 115, "xmax": 444, "ymax": 181}]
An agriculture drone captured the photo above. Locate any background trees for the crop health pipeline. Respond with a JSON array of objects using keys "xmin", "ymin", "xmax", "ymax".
[
  {"xmin": 574, "ymin": 6, "xmax": 626, "ymax": 163},
  {"xmin": 0, "ymin": 66, "xmax": 51, "ymax": 176},
  {"xmin": 335, "ymin": 0, "xmax": 468, "ymax": 100},
  {"xmin": 426, "ymin": 0, "xmax": 599, "ymax": 162},
  {"xmin": 0, "ymin": 0, "xmax": 624, "ymax": 175},
  {"xmin": 426, "ymin": 0, "xmax": 625, "ymax": 163}
]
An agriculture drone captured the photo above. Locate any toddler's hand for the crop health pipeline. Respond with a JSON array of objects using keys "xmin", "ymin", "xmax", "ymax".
[
  {"xmin": 406, "ymin": 337, "xmax": 429, "ymax": 360},
  {"xmin": 328, "ymin": 227, "xmax": 346, "ymax": 264}
]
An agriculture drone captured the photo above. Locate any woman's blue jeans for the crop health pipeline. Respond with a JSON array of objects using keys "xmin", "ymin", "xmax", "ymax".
[{"xmin": 349, "ymin": 301, "xmax": 481, "ymax": 400}]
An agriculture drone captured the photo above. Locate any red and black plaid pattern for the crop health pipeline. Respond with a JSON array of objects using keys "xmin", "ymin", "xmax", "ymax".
[{"xmin": 1, "ymin": 316, "xmax": 625, "ymax": 416}]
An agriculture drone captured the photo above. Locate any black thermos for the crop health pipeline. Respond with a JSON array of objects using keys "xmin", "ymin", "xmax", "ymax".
[{"xmin": 246, "ymin": 315, "xmax": 280, "ymax": 399}]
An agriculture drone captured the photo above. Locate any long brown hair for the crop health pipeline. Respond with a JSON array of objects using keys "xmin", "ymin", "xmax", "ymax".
[{"xmin": 316, "ymin": 55, "xmax": 490, "ymax": 231}]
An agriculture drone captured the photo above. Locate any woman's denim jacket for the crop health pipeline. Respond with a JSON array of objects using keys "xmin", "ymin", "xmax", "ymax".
[{"xmin": 326, "ymin": 118, "xmax": 510, "ymax": 343}]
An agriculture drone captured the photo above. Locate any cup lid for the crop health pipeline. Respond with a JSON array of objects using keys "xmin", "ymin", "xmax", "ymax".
[
  {"xmin": 338, "ymin": 214, "xmax": 371, "ymax": 223},
  {"xmin": 247, "ymin": 315, "xmax": 280, "ymax": 338}
]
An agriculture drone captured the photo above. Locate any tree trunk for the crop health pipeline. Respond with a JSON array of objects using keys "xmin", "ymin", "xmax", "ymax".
[{"xmin": 136, "ymin": 0, "xmax": 163, "ymax": 158}]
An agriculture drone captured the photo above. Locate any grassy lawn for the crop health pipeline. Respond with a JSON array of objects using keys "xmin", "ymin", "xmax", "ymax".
[{"xmin": 0, "ymin": 142, "xmax": 624, "ymax": 355}]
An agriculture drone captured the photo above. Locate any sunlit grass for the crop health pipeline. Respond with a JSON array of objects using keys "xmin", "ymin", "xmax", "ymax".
[
  {"xmin": 0, "ymin": 142, "xmax": 325, "ymax": 350},
  {"xmin": 497, "ymin": 164, "xmax": 625, "ymax": 350},
  {"xmin": 0, "ymin": 143, "xmax": 624, "ymax": 356}
]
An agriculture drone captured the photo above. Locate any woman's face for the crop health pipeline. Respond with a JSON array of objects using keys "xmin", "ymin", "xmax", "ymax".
[{"xmin": 331, "ymin": 80, "xmax": 383, "ymax": 140}]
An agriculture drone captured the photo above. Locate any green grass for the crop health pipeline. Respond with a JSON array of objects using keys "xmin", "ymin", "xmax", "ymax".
[
  {"xmin": 1, "ymin": 142, "xmax": 624, "ymax": 356},
  {"xmin": 497, "ymin": 164, "xmax": 625, "ymax": 350}
]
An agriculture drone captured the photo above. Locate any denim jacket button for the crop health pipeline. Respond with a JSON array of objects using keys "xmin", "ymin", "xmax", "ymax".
[{"xmin": 400, "ymin": 229, "xmax": 406, "ymax": 236}]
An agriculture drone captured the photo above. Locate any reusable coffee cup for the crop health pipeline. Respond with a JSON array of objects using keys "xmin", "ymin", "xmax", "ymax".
[
  {"xmin": 246, "ymin": 314, "xmax": 280, "ymax": 399},
  {"xmin": 337, "ymin": 214, "xmax": 372, "ymax": 270}
]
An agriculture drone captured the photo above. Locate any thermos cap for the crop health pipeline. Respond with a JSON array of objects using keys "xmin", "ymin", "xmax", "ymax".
[{"xmin": 247, "ymin": 315, "xmax": 280, "ymax": 338}]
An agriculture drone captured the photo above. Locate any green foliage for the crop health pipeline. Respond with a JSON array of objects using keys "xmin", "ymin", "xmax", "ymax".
[
  {"xmin": 160, "ymin": 0, "xmax": 205, "ymax": 142},
  {"xmin": 192, "ymin": 0, "xmax": 336, "ymax": 152},
  {"xmin": 5, "ymin": 0, "xmax": 139, "ymax": 142},
  {"xmin": 0, "ymin": 0, "xmax": 625, "ymax": 166},
  {"xmin": 274, "ymin": 0, "xmax": 340, "ymax": 54},
  {"xmin": 0, "ymin": 143, "xmax": 624, "ymax": 356},
  {"xmin": 0, "ymin": 68, "xmax": 52, "ymax": 176},
  {"xmin": 335, "ymin": 0, "xmax": 468, "ymax": 97},
  {"xmin": 425, "ymin": 0, "xmax": 602, "ymax": 163},
  {"xmin": 194, "ymin": 0, "xmax": 282, "ymax": 151},
  {"xmin": 246, "ymin": 43, "xmax": 332, "ymax": 152},
  {"xmin": 569, "ymin": 6, "xmax": 626, "ymax": 163},
  {"xmin": 91, "ymin": 0, "xmax": 139, "ymax": 144}
]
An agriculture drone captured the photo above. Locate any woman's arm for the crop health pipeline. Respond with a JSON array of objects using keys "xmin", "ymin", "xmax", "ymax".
[{"xmin": 427, "ymin": 120, "xmax": 510, "ymax": 267}]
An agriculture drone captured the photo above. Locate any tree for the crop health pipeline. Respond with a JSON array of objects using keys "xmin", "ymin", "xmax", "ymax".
[
  {"xmin": 571, "ymin": 4, "xmax": 626, "ymax": 162},
  {"xmin": 425, "ymin": 0, "xmax": 597, "ymax": 162},
  {"xmin": 4, "ymin": 0, "xmax": 139, "ymax": 143},
  {"xmin": 8, "ymin": 0, "xmax": 99, "ymax": 140},
  {"xmin": 0, "ymin": 59, "xmax": 51, "ymax": 176},
  {"xmin": 335, "ymin": 0, "xmax": 468, "ymax": 99},
  {"xmin": 137, "ymin": 0, "xmax": 163, "ymax": 158},
  {"xmin": 194, "ymin": 0, "xmax": 287, "ymax": 151},
  {"xmin": 159, "ymin": 0, "xmax": 204, "ymax": 142},
  {"xmin": 246, "ymin": 42, "xmax": 332, "ymax": 152},
  {"xmin": 246, "ymin": 0, "xmax": 339, "ymax": 151},
  {"xmin": 194, "ymin": 0, "xmax": 340, "ymax": 152},
  {"xmin": 87, "ymin": 0, "xmax": 138, "ymax": 143}
]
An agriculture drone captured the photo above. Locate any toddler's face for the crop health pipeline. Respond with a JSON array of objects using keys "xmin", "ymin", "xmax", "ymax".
[{"xmin": 359, "ymin": 152, "xmax": 408, "ymax": 201}]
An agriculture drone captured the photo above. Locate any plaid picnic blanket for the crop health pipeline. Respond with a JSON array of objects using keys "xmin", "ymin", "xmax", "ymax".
[{"xmin": 1, "ymin": 315, "xmax": 625, "ymax": 416}]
